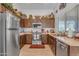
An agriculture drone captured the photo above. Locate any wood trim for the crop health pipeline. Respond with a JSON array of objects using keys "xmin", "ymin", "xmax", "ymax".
[
  {"xmin": 26, "ymin": 41, "xmax": 32, "ymax": 44},
  {"xmin": 0, "ymin": 5, "xmax": 6, "ymax": 13},
  {"xmin": 68, "ymin": 45, "xmax": 70, "ymax": 56},
  {"xmin": 54, "ymin": 38, "xmax": 56, "ymax": 56},
  {"xmin": 1, "ymin": 4, "xmax": 21, "ymax": 19}
]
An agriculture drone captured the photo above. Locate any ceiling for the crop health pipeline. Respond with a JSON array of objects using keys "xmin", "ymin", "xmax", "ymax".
[{"xmin": 13, "ymin": 3, "xmax": 58, "ymax": 16}]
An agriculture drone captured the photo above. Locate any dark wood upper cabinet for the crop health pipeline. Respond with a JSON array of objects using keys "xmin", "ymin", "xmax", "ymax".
[
  {"xmin": 0, "ymin": 4, "xmax": 6, "ymax": 13},
  {"xmin": 20, "ymin": 19, "xmax": 28, "ymax": 28},
  {"xmin": 20, "ymin": 15, "xmax": 55, "ymax": 28}
]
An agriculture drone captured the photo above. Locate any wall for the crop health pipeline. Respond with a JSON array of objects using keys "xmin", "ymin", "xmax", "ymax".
[
  {"xmin": 54, "ymin": 3, "xmax": 79, "ymax": 32},
  {"xmin": 13, "ymin": 3, "xmax": 57, "ymax": 16},
  {"xmin": 19, "ymin": 28, "xmax": 54, "ymax": 33}
]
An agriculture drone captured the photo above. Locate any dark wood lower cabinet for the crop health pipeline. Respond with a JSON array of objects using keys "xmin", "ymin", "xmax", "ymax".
[
  {"xmin": 42, "ymin": 34, "xmax": 48, "ymax": 44},
  {"xmin": 26, "ymin": 34, "xmax": 32, "ymax": 44},
  {"xmin": 48, "ymin": 34, "xmax": 56, "ymax": 55},
  {"xmin": 20, "ymin": 34, "xmax": 32, "ymax": 49},
  {"xmin": 20, "ymin": 34, "xmax": 27, "ymax": 49}
]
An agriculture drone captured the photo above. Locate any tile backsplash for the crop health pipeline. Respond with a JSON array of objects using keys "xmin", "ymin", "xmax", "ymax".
[{"xmin": 19, "ymin": 27, "xmax": 54, "ymax": 33}]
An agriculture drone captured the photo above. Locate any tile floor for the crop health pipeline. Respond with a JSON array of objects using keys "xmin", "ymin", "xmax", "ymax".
[{"xmin": 19, "ymin": 44, "xmax": 54, "ymax": 56}]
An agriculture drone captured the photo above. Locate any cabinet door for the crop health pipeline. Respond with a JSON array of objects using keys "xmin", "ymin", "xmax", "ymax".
[
  {"xmin": 20, "ymin": 35, "xmax": 24, "ymax": 49},
  {"xmin": 24, "ymin": 19, "xmax": 28, "ymax": 27},
  {"xmin": 27, "ymin": 19, "xmax": 32, "ymax": 28},
  {"xmin": 42, "ymin": 34, "xmax": 47, "ymax": 44},
  {"xmin": 48, "ymin": 35, "xmax": 51, "ymax": 45},
  {"xmin": 50, "ymin": 36, "xmax": 56, "ymax": 55},
  {"xmin": 20, "ymin": 35, "xmax": 27, "ymax": 49},
  {"xmin": 70, "ymin": 46, "xmax": 79, "ymax": 56},
  {"xmin": 23, "ymin": 35, "xmax": 27, "ymax": 44},
  {"xmin": 20, "ymin": 19, "xmax": 28, "ymax": 28},
  {"xmin": 48, "ymin": 35, "xmax": 56, "ymax": 55},
  {"xmin": 26, "ymin": 34, "xmax": 32, "ymax": 44}
]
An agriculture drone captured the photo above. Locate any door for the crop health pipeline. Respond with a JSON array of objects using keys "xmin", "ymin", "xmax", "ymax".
[
  {"xmin": 6, "ymin": 30, "xmax": 20, "ymax": 56},
  {"xmin": 6, "ymin": 12, "xmax": 20, "ymax": 56},
  {"xmin": 6, "ymin": 12, "xmax": 19, "ymax": 29}
]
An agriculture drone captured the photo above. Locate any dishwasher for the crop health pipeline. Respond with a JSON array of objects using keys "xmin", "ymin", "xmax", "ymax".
[{"xmin": 56, "ymin": 40, "xmax": 68, "ymax": 56}]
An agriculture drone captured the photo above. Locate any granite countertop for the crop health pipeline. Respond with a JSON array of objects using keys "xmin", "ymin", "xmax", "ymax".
[
  {"xmin": 48, "ymin": 33, "xmax": 79, "ymax": 46},
  {"xmin": 19, "ymin": 32, "xmax": 32, "ymax": 35},
  {"xmin": 19, "ymin": 32, "xmax": 55, "ymax": 36}
]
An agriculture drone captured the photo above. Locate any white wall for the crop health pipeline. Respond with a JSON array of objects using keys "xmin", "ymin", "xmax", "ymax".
[
  {"xmin": 13, "ymin": 3, "xmax": 58, "ymax": 16},
  {"xmin": 54, "ymin": 3, "xmax": 79, "ymax": 32}
]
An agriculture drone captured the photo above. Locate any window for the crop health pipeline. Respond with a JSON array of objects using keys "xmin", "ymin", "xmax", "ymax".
[
  {"xmin": 66, "ymin": 20, "xmax": 75, "ymax": 31},
  {"xmin": 58, "ymin": 20, "xmax": 65, "ymax": 32}
]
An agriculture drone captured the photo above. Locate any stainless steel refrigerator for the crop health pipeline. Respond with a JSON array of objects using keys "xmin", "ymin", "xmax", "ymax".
[{"xmin": 0, "ymin": 11, "xmax": 20, "ymax": 56}]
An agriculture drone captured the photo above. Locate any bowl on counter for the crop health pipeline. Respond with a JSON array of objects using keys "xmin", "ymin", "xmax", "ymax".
[{"xmin": 74, "ymin": 33, "xmax": 79, "ymax": 40}]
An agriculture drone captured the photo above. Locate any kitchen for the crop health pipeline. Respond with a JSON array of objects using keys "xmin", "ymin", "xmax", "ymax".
[{"xmin": 0, "ymin": 3, "xmax": 79, "ymax": 56}]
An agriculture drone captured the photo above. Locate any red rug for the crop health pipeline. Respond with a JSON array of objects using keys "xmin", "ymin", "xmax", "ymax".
[{"xmin": 30, "ymin": 44, "xmax": 45, "ymax": 48}]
